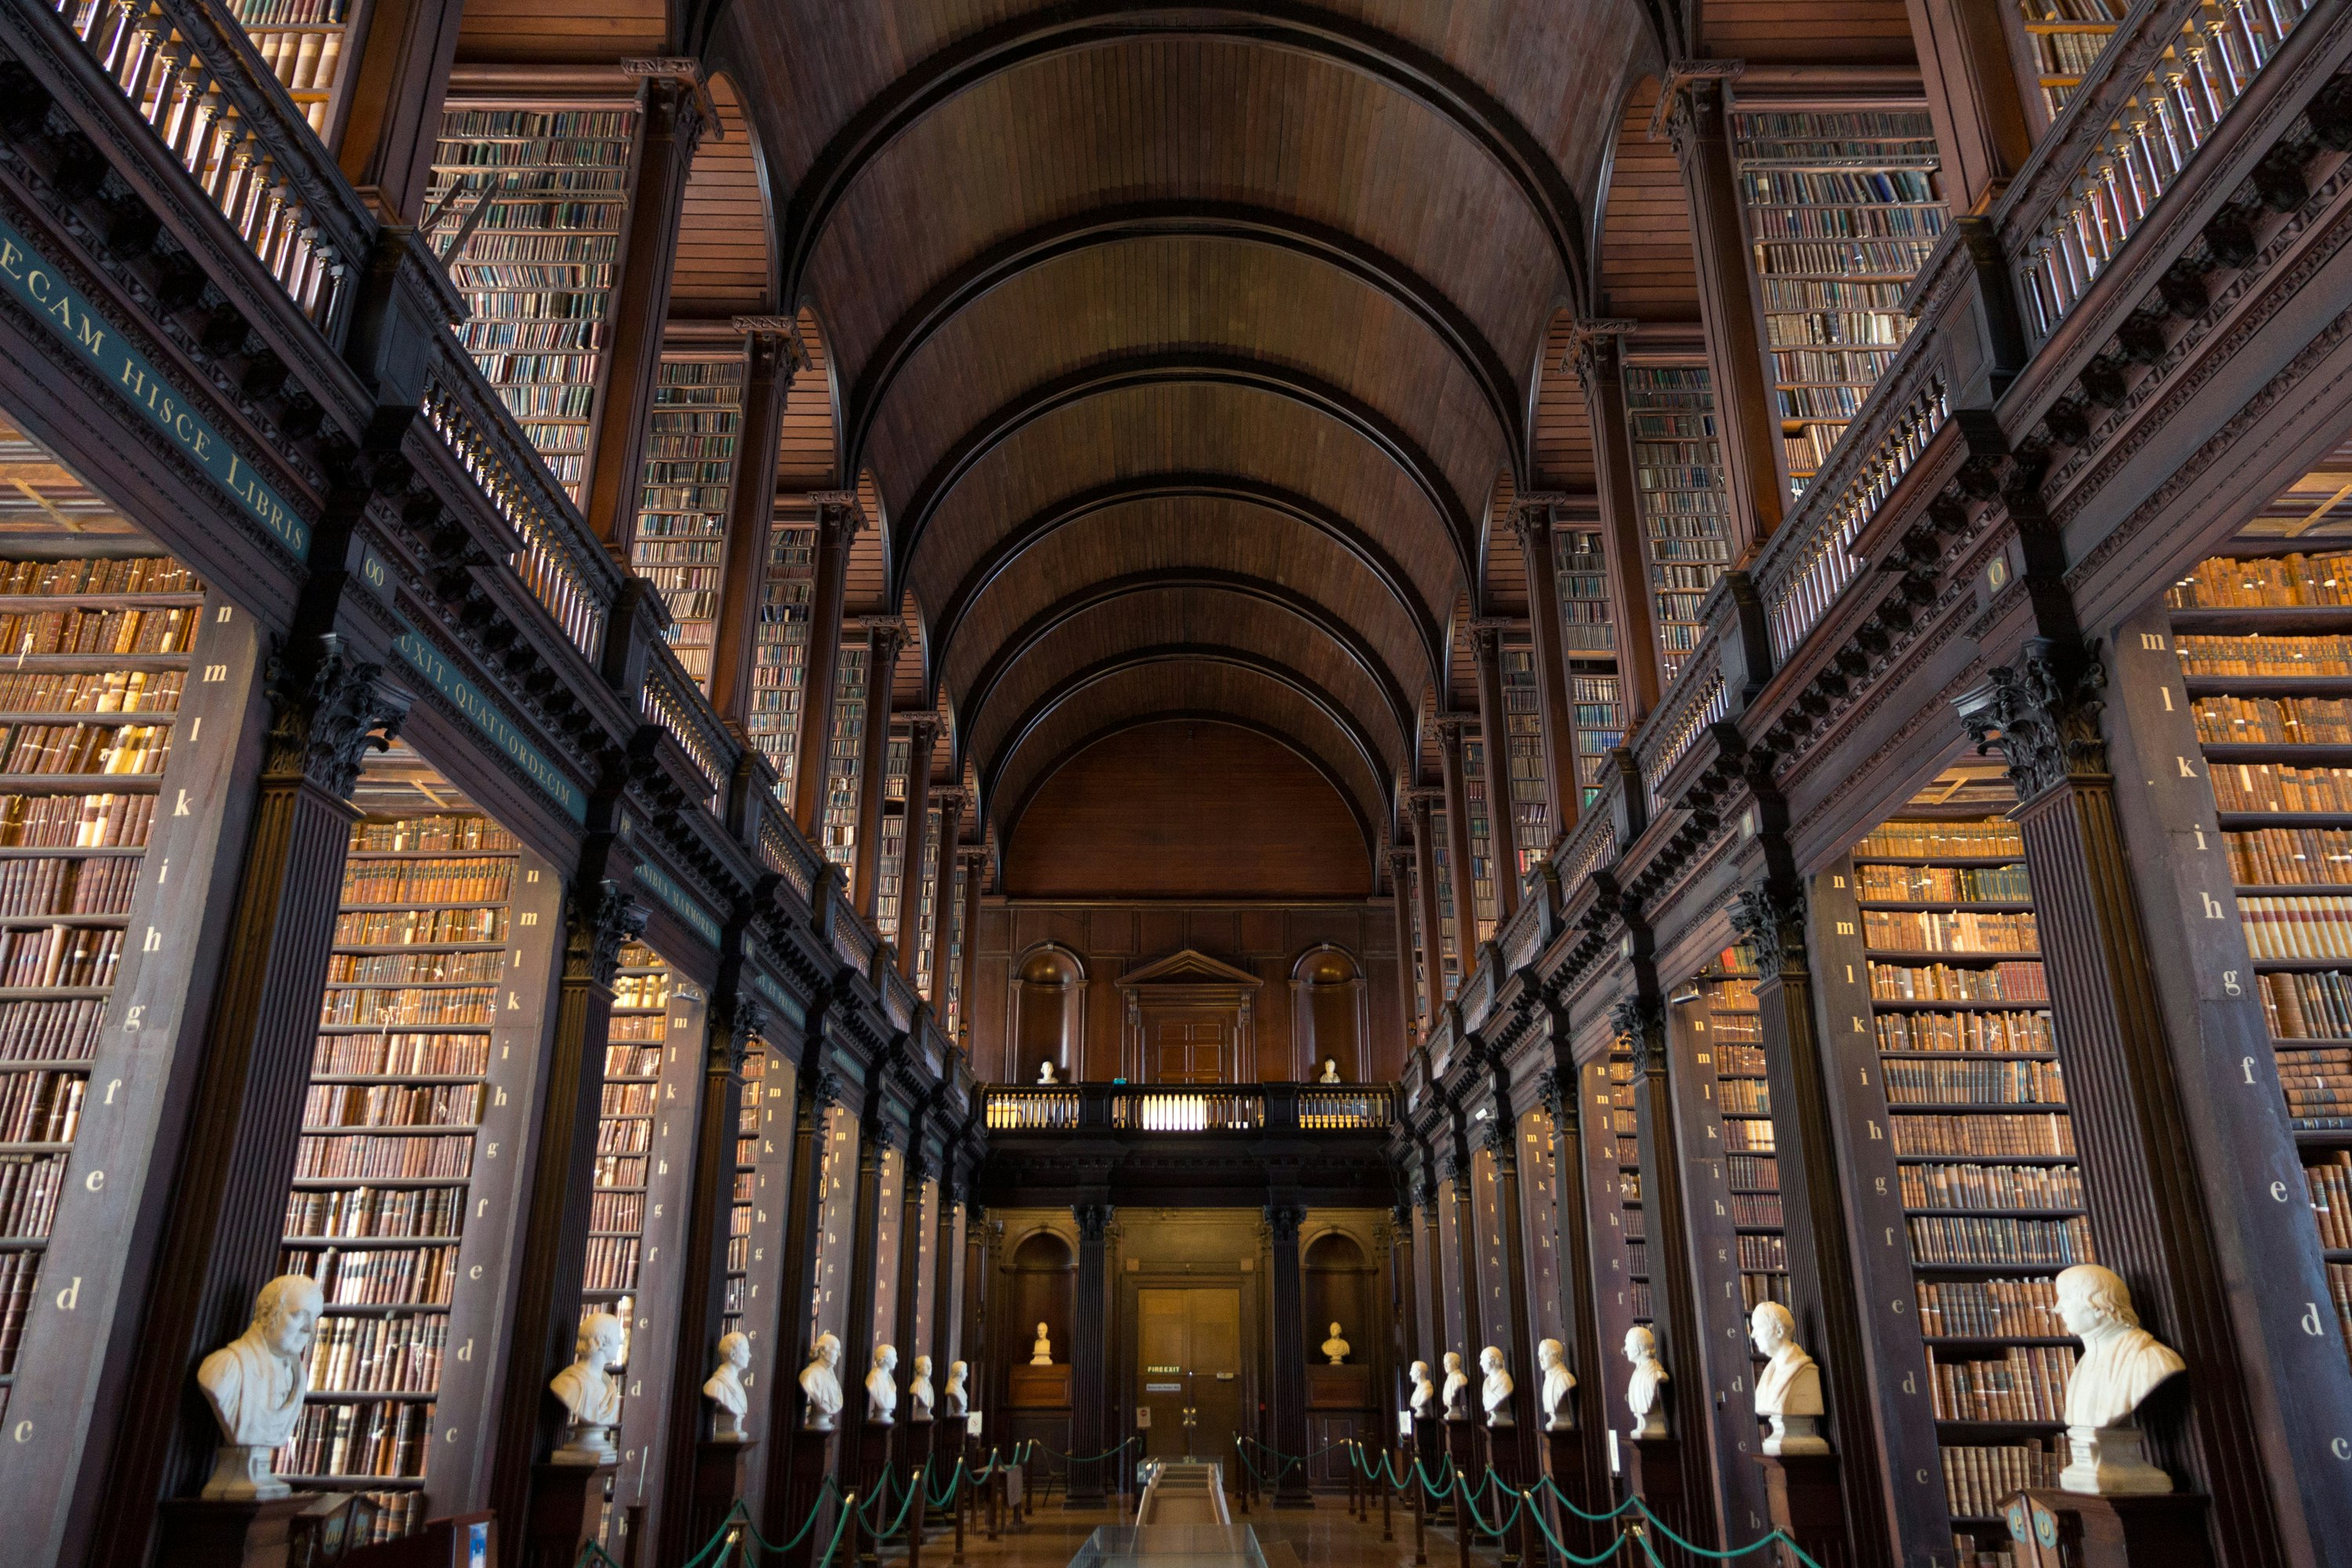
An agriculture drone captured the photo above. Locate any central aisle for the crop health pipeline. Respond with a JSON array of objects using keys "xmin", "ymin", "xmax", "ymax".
[{"xmin": 925, "ymin": 1500, "xmax": 1504, "ymax": 1568}]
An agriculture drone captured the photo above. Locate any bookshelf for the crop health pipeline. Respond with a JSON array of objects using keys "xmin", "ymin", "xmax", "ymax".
[
  {"xmin": 1552, "ymin": 526, "xmax": 1617, "ymax": 657},
  {"xmin": 725, "ymin": 1044, "xmax": 766, "ymax": 1340},
  {"xmin": 818, "ymin": 646, "xmax": 869, "ymax": 869},
  {"xmin": 224, "ymin": 0, "xmax": 361, "ymax": 138},
  {"xmin": 908, "ymin": 804, "xmax": 942, "ymax": 991},
  {"xmin": 874, "ymin": 734, "xmax": 910, "ymax": 945},
  {"xmin": 2165, "ymin": 551, "xmax": 2352, "ymax": 1370},
  {"xmin": 583, "ymin": 939, "xmax": 670, "ymax": 1457},
  {"xmin": 1516, "ymin": 1105, "xmax": 1566, "ymax": 1353},
  {"xmin": 1728, "ymin": 107, "xmax": 1947, "ymax": 499},
  {"xmin": 1499, "ymin": 640, "xmax": 1551, "ymax": 874},
  {"xmin": 942, "ymin": 855, "xmax": 970, "ymax": 1036},
  {"xmin": 1573, "ymin": 672, "xmax": 1624, "ymax": 808},
  {"xmin": 1836, "ymin": 798, "xmax": 2081, "ymax": 1564},
  {"xmin": 630, "ymin": 354, "xmax": 746, "ymax": 690},
  {"xmin": 1704, "ymin": 953, "xmax": 1787, "ymax": 1317},
  {"xmin": 1612, "ymin": 1043, "xmax": 1650, "ymax": 1329},
  {"xmin": 2011, "ymin": 0, "xmax": 2129, "ymax": 122},
  {"xmin": 429, "ymin": 104, "xmax": 638, "ymax": 505},
  {"xmin": 1463, "ymin": 736, "xmax": 1497, "ymax": 943},
  {"xmin": 1621, "ymin": 364, "xmax": 1733, "ymax": 681},
  {"xmin": 748, "ymin": 519, "xmax": 815, "ymax": 797},
  {"xmin": 0, "ymin": 553, "xmax": 198, "ymax": 1431},
  {"xmin": 1432, "ymin": 830, "xmax": 1461, "ymax": 1000}
]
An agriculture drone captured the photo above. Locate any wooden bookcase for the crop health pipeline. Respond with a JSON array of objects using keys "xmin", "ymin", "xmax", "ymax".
[
  {"xmin": 1499, "ymin": 638, "xmax": 1552, "ymax": 878},
  {"xmin": 1817, "ymin": 789, "xmax": 2081, "ymax": 1565},
  {"xmin": 224, "ymin": 0, "xmax": 366, "ymax": 139},
  {"xmin": 2165, "ymin": 550, "xmax": 2352, "ymax": 1370},
  {"xmin": 2006, "ymin": 0, "xmax": 2131, "ymax": 125},
  {"xmin": 630, "ymin": 352, "xmax": 746, "ymax": 691},
  {"xmin": 429, "ymin": 104, "xmax": 638, "ymax": 506},
  {"xmin": 1463, "ymin": 735, "xmax": 1498, "ymax": 943},
  {"xmin": 1572, "ymin": 673, "xmax": 1624, "ymax": 810},
  {"xmin": 1728, "ymin": 105, "xmax": 1947, "ymax": 499},
  {"xmin": 818, "ymin": 646, "xmax": 869, "ymax": 869},
  {"xmin": 1552, "ymin": 525, "xmax": 1617, "ymax": 660},
  {"xmin": 1620, "ymin": 363, "xmax": 1733, "ymax": 681},
  {"xmin": 748, "ymin": 517, "xmax": 816, "ymax": 798},
  {"xmin": 874, "ymin": 732, "xmax": 910, "ymax": 945},
  {"xmin": 276, "ymin": 756, "xmax": 561, "ymax": 1540}
]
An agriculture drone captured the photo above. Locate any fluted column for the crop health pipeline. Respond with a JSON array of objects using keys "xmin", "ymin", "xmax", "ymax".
[
  {"xmin": 710, "ymin": 321, "xmax": 804, "ymax": 723},
  {"xmin": 1267, "ymin": 1202, "xmax": 1312, "ymax": 1504},
  {"xmin": 1568, "ymin": 329, "xmax": 1666, "ymax": 719},
  {"xmin": 1435, "ymin": 717, "xmax": 1483, "ymax": 962},
  {"xmin": 89, "ymin": 638, "xmax": 411, "ymax": 1568},
  {"xmin": 1510, "ymin": 498, "xmax": 1586, "ymax": 837},
  {"xmin": 895, "ymin": 717, "xmax": 940, "ymax": 975},
  {"xmin": 1534, "ymin": 1065, "xmax": 1612, "ymax": 1554},
  {"xmin": 925, "ymin": 796, "xmax": 965, "ymax": 1003},
  {"xmin": 1468, "ymin": 624, "xmax": 1523, "ymax": 918},
  {"xmin": 760, "ymin": 1064, "xmax": 842, "ymax": 1544},
  {"xmin": 1409, "ymin": 792, "xmax": 1446, "ymax": 1014},
  {"xmin": 1388, "ymin": 847, "xmax": 1420, "ymax": 1047},
  {"xmin": 1069, "ymin": 1203, "xmax": 1113, "ymax": 1503},
  {"xmin": 850, "ymin": 620, "xmax": 907, "ymax": 917},
  {"xmin": 583, "ymin": 67, "xmax": 706, "ymax": 552},
  {"xmin": 1657, "ymin": 64, "xmax": 1783, "ymax": 557},
  {"xmin": 956, "ymin": 849, "xmax": 986, "ymax": 1045},
  {"xmin": 791, "ymin": 495, "xmax": 862, "ymax": 831}
]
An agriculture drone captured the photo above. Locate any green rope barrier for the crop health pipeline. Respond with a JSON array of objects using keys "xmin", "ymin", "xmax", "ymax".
[
  {"xmin": 927, "ymin": 1458, "xmax": 969, "ymax": 1508},
  {"xmin": 1529, "ymin": 1472, "xmax": 1640, "ymax": 1524},
  {"xmin": 1027, "ymin": 1436, "xmax": 1138, "ymax": 1465},
  {"xmin": 862, "ymin": 1464, "xmax": 926, "ymax": 1539},
  {"xmin": 570, "ymin": 1542, "xmax": 627, "ymax": 1568},
  {"xmin": 811, "ymin": 1495, "xmax": 858, "ymax": 1568},
  {"xmin": 1451, "ymin": 1468, "xmax": 1520, "ymax": 1538},
  {"xmin": 1630, "ymin": 1498, "xmax": 1828, "ymax": 1568}
]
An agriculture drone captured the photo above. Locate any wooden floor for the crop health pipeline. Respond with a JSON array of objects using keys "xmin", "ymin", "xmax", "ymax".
[{"xmin": 892, "ymin": 1494, "xmax": 1513, "ymax": 1568}]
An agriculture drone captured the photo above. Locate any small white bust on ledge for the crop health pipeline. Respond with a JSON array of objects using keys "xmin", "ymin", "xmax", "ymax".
[
  {"xmin": 943, "ymin": 1359, "xmax": 970, "ymax": 1417},
  {"xmin": 1037, "ymin": 1059, "xmax": 1058, "ymax": 1085},
  {"xmin": 909, "ymin": 1353, "xmax": 935, "ymax": 1420},
  {"xmin": 1624, "ymin": 1327, "xmax": 1668, "ymax": 1441},
  {"xmin": 867, "ymin": 1343, "xmax": 899, "ymax": 1425},
  {"xmin": 1407, "ymin": 1359, "xmax": 1436, "ymax": 1419},
  {"xmin": 800, "ymin": 1331, "xmax": 844, "ymax": 1431},
  {"xmin": 196, "ymin": 1273, "xmax": 325, "ymax": 1498},
  {"xmin": 1536, "ymin": 1338, "xmax": 1576, "ymax": 1431},
  {"xmin": 1031, "ymin": 1321, "xmax": 1054, "ymax": 1365},
  {"xmin": 2056, "ymin": 1264, "xmax": 2187, "ymax": 1495},
  {"xmin": 704, "ymin": 1330, "xmax": 753, "ymax": 1443},
  {"xmin": 1439, "ymin": 1350, "xmax": 1470, "ymax": 1420},
  {"xmin": 1479, "ymin": 1346, "xmax": 1515, "ymax": 1428},
  {"xmin": 1322, "ymin": 1322, "xmax": 1350, "ymax": 1364},
  {"xmin": 1750, "ymin": 1303, "xmax": 1828, "ymax": 1456},
  {"xmin": 550, "ymin": 1312, "xmax": 626, "ymax": 1465},
  {"xmin": 1318, "ymin": 1058, "xmax": 1342, "ymax": 1084}
]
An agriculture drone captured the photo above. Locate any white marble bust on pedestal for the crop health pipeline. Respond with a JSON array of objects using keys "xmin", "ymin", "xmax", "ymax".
[
  {"xmin": 196, "ymin": 1273, "xmax": 325, "ymax": 1499},
  {"xmin": 1322, "ymin": 1322, "xmax": 1350, "ymax": 1364},
  {"xmin": 1037, "ymin": 1060, "xmax": 1058, "ymax": 1085},
  {"xmin": 1479, "ymin": 1347, "xmax": 1515, "ymax": 1427},
  {"xmin": 1624, "ymin": 1327, "xmax": 1668, "ymax": 1440},
  {"xmin": 2056, "ymin": 1265, "xmax": 2187, "ymax": 1495},
  {"xmin": 909, "ymin": 1354, "xmax": 935, "ymax": 1419},
  {"xmin": 943, "ymin": 1359, "xmax": 970, "ymax": 1417},
  {"xmin": 550, "ymin": 1312, "xmax": 626, "ymax": 1465},
  {"xmin": 1536, "ymin": 1338, "xmax": 1576, "ymax": 1431},
  {"xmin": 1319, "ymin": 1058, "xmax": 1342, "ymax": 1083},
  {"xmin": 867, "ymin": 1343, "xmax": 899, "ymax": 1425},
  {"xmin": 703, "ymin": 1330, "xmax": 752, "ymax": 1442},
  {"xmin": 1407, "ymin": 1359, "xmax": 1436, "ymax": 1419},
  {"xmin": 1749, "ymin": 1303, "xmax": 1828, "ymax": 1455},
  {"xmin": 1031, "ymin": 1322, "xmax": 1054, "ymax": 1364},
  {"xmin": 800, "ymin": 1331, "xmax": 844, "ymax": 1431},
  {"xmin": 1439, "ymin": 1351, "xmax": 1470, "ymax": 1419}
]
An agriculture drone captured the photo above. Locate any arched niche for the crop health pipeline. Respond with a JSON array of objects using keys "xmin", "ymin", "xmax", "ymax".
[
  {"xmin": 1290, "ymin": 943, "xmax": 1368, "ymax": 1082},
  {"xmin": 1006, "ymin": 1229, "xmax": 1076, "ymax": 1382},
  {"xmin": 1302, "ymin": 1230, "xmax": 1373, "ymax": 1361},
  {"xmin": 1007, "ymin": 943, "xmax": 1085, "ymax": 1083}
]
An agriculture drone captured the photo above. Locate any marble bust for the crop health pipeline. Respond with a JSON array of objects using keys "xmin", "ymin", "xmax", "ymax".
[
  {"xmin": 703, "ymin": 1330, "xmax": 752, "ymax": 1442},
  {"xmin": 2056, "ymin": 1265, "xmax": 2187, "ymax": 1495},
  {"xmin": 1318, "ymin": 1058, "xmax": 1341, "ymax": 1083},
  {"xmin": 866, "ymin": 1343, "xmax": 899, "ymax": 1425},
  {"xmin": 1749, "ymin": 1303, "xmax": 1828, "ymax": 1455},
  {"xmin": 943, "ymin": 1359, "xmax": 970, "ymax": 1417},
  {"xmin": 1322, "ymin": 1322, "xmax": 1350, "ymax": 1364},
  {"xmin": 1037, "ymin": 1060, "xmax": 1058, "ymax": 1085},
  {"xmin": 196, "ymin": 1273, "xmax": 325, "ymax": 1498},
  {"xmin": 1479, "ymin": 1346, "xmax": 1515, "ymax": 1427},
  {"xmin": 800, "ymin": 1331, "xmax": 844, "ymax": 1431},
  {"xmin": 550, "ymin": 1312, "xmax": 626, "ymax": 1465},
  {"xmin": 1536, "ymin": 1338, "xmax": 1576, "ymax": 1431},
  {"xmin": 1624, "ymin": 1327, "xmax": 1668, "ymax": 1440},
  {"xmin": 1031, "ymin": 1322, "xmax": 1054, "ymax": 1365},
  {"xmin": 909, "ymin": 1354, "xmax": 935, "ymax": 1419},
  {"xmin": 1407, "ymin": 1359, "xmax": 1436, "ymax": 1418},
  {"xmin": 1439, "ymin": 1351, "xmax": 1470, "ymax": 1419}
]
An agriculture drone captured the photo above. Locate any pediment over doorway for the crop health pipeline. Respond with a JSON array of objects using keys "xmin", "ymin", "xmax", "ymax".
[{"xmin": 1116, "ymin": 948, "xmax": 1264, "ymax": 989}]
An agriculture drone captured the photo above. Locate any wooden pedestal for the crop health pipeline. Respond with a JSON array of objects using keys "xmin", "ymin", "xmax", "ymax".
[
  {"xmin": 780, "ymin": 1428, "xmax": 838, "ymax": 1568},
  {"xmin": 154, "ymin": 1494, "xmax": 322, "ymax": 1568},
  {"xmin": 1306, "ymin": 1364, "xmax": 1372, "ymax": 1408},
  {"xmin": 1006, "ymin": 1364, "xmax": 1072, "ymax": 1407},
  {"xmin": 1481, "ymin": 1423, "xmax": 1523, "ymax": 1566},
  {"xmin": 1414, "ymin": 1416, "xmax": 1450, "ymax": 1522},
  {"xmin": 2000, "ymin": 1489, "xmax": 2216, "ymax": 1568},
  {"xmin": 1542, "ymin": 1427, "xmax": 1606, "ymax": 1559},
  {"xmin": 519, "ymin": 1461, "xmax": 612, "ymax": 1568},
  {"xmin": 1756, "ymin": 1454, "xmax": 1851, "ymax": 1568},
  {"xmin": 1625, "ymin": 1439, "xmax": 1692, "ymax": 1566},
  {"xmin": 687, "ymin": 1439, "xmax": 756, "ymax": 1560}
]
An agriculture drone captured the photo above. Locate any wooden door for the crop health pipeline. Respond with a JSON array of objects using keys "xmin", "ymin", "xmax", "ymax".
[
  {"xmin": 1134, "ymin": 1287, "xmax": 1243, "ymax": 1478},
  {"xmin": 1149, "ymin": 1012, "xmax": 1229, "ymax": 1082}
]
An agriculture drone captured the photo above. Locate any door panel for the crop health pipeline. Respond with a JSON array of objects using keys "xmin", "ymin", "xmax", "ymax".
[
  {"xmin": 1133, "ymin": 1285, "xmax": 1244, "ymax": 1478},
  {"xmin": 1149, "ymin": 1014, "xmax": 1229, "ymax": 1083}
]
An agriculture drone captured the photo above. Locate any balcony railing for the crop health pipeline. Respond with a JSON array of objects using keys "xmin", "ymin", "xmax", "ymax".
[
  {"xmin": 641, "ymin": 644, "xmax": 728, "ymax": 812},
  {"xmin": 982, "ymin": 1083, "xmax": 1397, "ymax": 1133},
  {"xmin": 2016, "ymin": 0, "xmax": 2320, "ymax": 339},
  {"xmin": 53, "ymin": 0, "xmax": 363, "ymax": 331}
]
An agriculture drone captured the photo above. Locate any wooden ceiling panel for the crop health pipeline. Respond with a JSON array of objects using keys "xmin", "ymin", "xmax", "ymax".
[
  {"xmin": 1596, "ymin": 78, "xmax": 1700, "ymax": 323},
  {"xmin": 668, "ymin": 76, "xmax": 768, "ymax": 319},
  {"xmin": 987, "ymin": 660, "xmax": 1390, "ymax": 860},
  {"xmin": 775, "ymin": 306, "xmax": 837, "ymax": 492},
  {"xmin": 1482, "ymin": 470, "xmax": 1525, "ymax": 617},
  {"xmin": 902, "ymin": 381, "xmax": 1463, "ymax": 644},
  {"xmin": 456, "ymin": 0, "xmax": 666, "ymax": 64},
  {"xmin": 858, "ymin": 237, "xmax": 1508, "ymax": 561},
  {"xmin": 1697, "ymin": 0, "xmax": 1920, "ymax": 64},
  {"xmin": 939, "ymin": 494, "xmax": 1432, "ymax": 706},
  {"xmin": 1532, "ymin": 311, "xmax": 1595, "ymax": 492}
]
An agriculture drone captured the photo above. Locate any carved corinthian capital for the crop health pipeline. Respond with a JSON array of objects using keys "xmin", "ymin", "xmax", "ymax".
[
  {"xmin": 1957, "ymin": 637, "xmax": 2108, "ymax": 802},
  {"xmin": 1730, "ymin": 879, "xmax": 1808, "ymax": 978},
  {"xmin": 265, "ymin": 633, "xmax": 412, "ymax": 797},
  {"xmin": 567, "ymin": 880, "xmax": 646, "ymax": 989},
  {"xmin": 1609, "ymin": 997, "xmax": 1662, "ymax": 1075}
]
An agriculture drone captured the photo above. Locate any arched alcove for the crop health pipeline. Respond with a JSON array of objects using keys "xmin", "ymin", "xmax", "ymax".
[
  {"xmin": 1302, "ymin": 1230, "xmax": 1371, "ymax": 1360},
  {"xmin": 1008, "ymin": 944, "xmax": 1086, "ymax": 1083},
  {"xmin": 1290, "ymin": 944, "xmax": 1368, "ymax": 1082}
]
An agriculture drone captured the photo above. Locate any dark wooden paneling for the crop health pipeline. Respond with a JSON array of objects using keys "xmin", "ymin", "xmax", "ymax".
[{"xmin": 669, "ymin": 77, "xmax": 769, "ymax": 318}]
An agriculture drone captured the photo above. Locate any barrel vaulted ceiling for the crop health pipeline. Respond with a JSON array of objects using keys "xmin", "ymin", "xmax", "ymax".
[{"xmin": 692, "ymin": 0, "xmax": 1665, "ymax": 866}]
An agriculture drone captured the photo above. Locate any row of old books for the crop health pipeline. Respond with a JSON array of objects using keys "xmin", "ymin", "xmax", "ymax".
[
  {"xmin": 0, "ymin": 855, "xmax": 139, "ymax": 916},
  {"xmin": 2166, "ymin": 551, "xmax": 2352, "ymax": 608},
  {"xmin": 1875, "ymin": 1010, "xmax": 2054, "ymax": 1054},
  {"xmin": 2236, "ymin": 896, "xmax": 2352, "ymax": 959},
  {"xmin": 1884, "ymin": 1058, "xmax": 2066, "ymax": 1104},
  {"xmin": 339, "ymin": 857, "xmax": 516, "ymax": 905},
  {"xmin": 284, "ymin": 1187, "xmax": 463, "ymax": 1241},
  {"xmin": 0, "ymin": 926, "xmax": 123, "ymax": 989},
  {"xmin": 1940, "ymin": 1443, "xmax": 2063, "ymax": 1519},
  {"xmin": 0, "ymin": 607, "xmax": 197, "ymax": 657},
  {"xmin": 1855, "ymin": 822, "xmax": 2024, "ymax": 859},
  {"xmin": 302, "ymin": 1083, "xmax": 482, "ymax": 1130},
  {"xmin": 1909, "ymin": 1215, "xmax": 2096, "ymax": 1267},
  {"xmin": 1916, "ymin": 1276, "xmax": 2063, "ymax": 1339},
  {"xmin": 1870, "ymin": 961, "xmax": 2049, "ymax": 1004},
  {"xmin": 1901, "ymin": 1161, "xmax": 2085, "ymax": 1212},
  {"xmin": 1890, "ymin": 1114, "xmax": 2077, "ymax": 1159},
  {"xmin": 2223, "ymin": 825, "xmax": 2352, "ymax": 884},
  {"xmin": 0, "ymin": 670, "xmax": 180, "ymax": 714},
  {"xmin": 1929, "ymin": 1345, "xmax": 2077, "ymax": 1421}
]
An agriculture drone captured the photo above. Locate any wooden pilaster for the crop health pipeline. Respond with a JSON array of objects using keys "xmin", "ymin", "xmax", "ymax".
[
  {"xmin": 957, "ymin": 850, "xmax": 986, "ymax": 1045},
  {"xmin": 1900, "ymin": 0, "xmax": 2034, "ymax": 208},
  {"xmin": 837, "ymin": 1113, "xmax": 893, "ymax": 1496},
  {"xmin": 1509, "ymin": 498, "xmax": 1588, "ymax": 834},
  {"xmin": 1410, "ymin": 793, "xmax": 1446, "ymax": 1018},
  {"xmin": 1533, "ymin": 1062, "xmax": 1613, "ymax": 1555},
  {"xmin": 895, "ymin": 717, "xmax": 940, "ymax": 977},
  {"xmin": 1468, "ymin": 625, "xmax": 1522, "ymax": 919},
  {"xmin": 760, "ymin": 1057, "xmax": 842, "ymax": 1544},
  {"xmin": 926, "ymin": 798, "xmax": 964, "ymax": 1004},
  {"xmin": 791, "ymin": 497, "xmax": 862, "ymax": 833},
  {"xmin": 1436, "ymin": 719, "xmax": 1481, "ymax": 964},
  {"xmin": 1069, "ymin": 1202, "xmax": 1113, "ymax": 1503},
  {"xmin": 710, "ymin": 322, "xmax": 804, "ymax": 725},
  {"xmin": 1567, "ymin": 336, "xmax": 1666, "ymax": 720},
  {"xmin": 333, "ymin": 0, "xmax": 467, "ymax": 221},
  {"xmin": 849, "ymin": 620, "xmax": 906, "ymax": 919},
  {"xmin": 1266, "ymin": 1201, "xmax": 1312, "ymax": 1504},
  {"xmin": 1478, "ymin": 1114, "xmax": 1541, "ymax": 1490},
  {"xmin": 1388, "ymin": 848, "xmax": 1421, "ymax": 1047}
]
